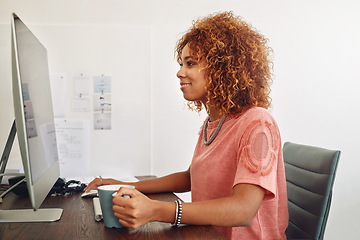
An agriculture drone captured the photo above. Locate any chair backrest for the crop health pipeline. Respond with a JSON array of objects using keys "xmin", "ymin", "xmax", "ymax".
[{"xmin": 283, "ymin": 142, "xmax": 340, "ymax": 240}]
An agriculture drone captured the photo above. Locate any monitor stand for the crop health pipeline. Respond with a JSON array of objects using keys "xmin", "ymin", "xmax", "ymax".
[
  {"xmin": 0, "ymin": 208, "xmax": 63, "ymax": 222},
  {"xmin": 0, "ymin": 120, "xmax": 16, "ymax": 185},
  {"xmin": 0, "ymin": 120, "xmax": 63, "ymax": 222},
  {"xmin": 0, "ymin": 120, "xmax": 23, "ymax": 200}
]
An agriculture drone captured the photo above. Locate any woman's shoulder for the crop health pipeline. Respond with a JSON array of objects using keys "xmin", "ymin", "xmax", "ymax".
[
  {"xmin": 232, "ymin": 107, "xmax": 274, "ymax": 121},
  {"xmin": 231, "ymin": 107, "xmax": 281, "ymax": 145},
  {"xmin": 228, "ymin": 107, "xmax": 278, "ymax": 131}
]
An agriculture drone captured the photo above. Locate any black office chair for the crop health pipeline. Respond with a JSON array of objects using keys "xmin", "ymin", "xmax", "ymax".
[{"xmin": 283, "ymin": 142, "xmax": 340, "ymax": 240}]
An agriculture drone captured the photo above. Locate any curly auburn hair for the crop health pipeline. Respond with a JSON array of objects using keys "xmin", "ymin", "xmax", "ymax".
[{"xmin": 175, "ymin": 11, "xmax": 273, "ymax": 116}]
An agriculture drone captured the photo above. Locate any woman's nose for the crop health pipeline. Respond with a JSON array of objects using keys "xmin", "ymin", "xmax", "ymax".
[{"xmin": 177, "ymin": 67, "xmax": 185, "ymax": 79}]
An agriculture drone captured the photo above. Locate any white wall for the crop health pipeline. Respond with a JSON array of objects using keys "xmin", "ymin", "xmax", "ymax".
[
  {"xmin": 0, "ymin": 0, "xmax": 359, "ymax": 239},
  {"xmin": 0, "ymin": 2, "xmax": 153, "ymax": 178}
]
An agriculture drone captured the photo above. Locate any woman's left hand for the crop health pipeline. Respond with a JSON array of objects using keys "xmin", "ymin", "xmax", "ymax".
[{"xmin": 112, "ymin": 187, "xmax": 156, "ymax": 229}]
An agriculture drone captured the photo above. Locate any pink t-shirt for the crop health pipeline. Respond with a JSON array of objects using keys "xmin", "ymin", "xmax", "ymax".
[{"xmin": 190, "ymin": 107, "xmax": 288, "ymax": 240}]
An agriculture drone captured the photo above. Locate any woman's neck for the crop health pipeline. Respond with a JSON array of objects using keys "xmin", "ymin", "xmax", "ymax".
[{"xmin": 205, "ymin": 105, "xmax": 221, "ymax": 122}]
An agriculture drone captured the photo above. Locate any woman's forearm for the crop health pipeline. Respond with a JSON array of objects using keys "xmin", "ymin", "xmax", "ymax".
[
  {"xmin": 86, "ymin": 168, "xmax": 191, "ymax": 194},
  {"xmin": 131, "ymin": 168, "xmax": 191, "ymax": 194},
  {"xmin": 151, "ymin": 196, "xmax": 253, "ymax": 227},
  {"xmin": 152, "ymin": 183, "xmax": 265, "ymax": 227}
]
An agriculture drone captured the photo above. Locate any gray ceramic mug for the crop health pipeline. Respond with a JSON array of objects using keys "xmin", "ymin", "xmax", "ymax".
[{"xmin": 97, "ymin": 184, "xmax": 135, "ymax": 228}]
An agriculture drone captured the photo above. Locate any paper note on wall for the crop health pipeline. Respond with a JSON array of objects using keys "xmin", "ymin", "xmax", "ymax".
[
  {"xmin": 94, "ymin": 112, "xmax": 111, "ymax": 130},
  {"xmin": 50, "ymin": 74, "xmax": 67, "ymax": 117},
  {"xmin": 71, "ymin": 97, "xmax": 90, "ymax": 112},
  {"xmin": 55, "ymin": 119, "xmax": 90, "ymax": 177},
  {"xmin": 73, "ymin": 75, "xmax": 90, "ymax": 96},
  {"xmin": 94, "ymin": 75, "xmax": 111, "ymax": 93}
]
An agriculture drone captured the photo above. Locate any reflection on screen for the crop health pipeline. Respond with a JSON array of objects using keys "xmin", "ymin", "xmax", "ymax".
[{"xmin": 15, "ymin": 16, "xmax": 58, "ymax": 184}]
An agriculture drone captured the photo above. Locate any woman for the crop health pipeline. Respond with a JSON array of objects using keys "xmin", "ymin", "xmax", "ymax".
[{"xmin": 86, "ymin": 11, "xmax": 288, "ymax": 239}]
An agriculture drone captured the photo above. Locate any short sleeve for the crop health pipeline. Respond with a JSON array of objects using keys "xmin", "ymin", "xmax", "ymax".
[{"xmin": 233, "ymin": 110, "xmax": 281, "ymax": 197}]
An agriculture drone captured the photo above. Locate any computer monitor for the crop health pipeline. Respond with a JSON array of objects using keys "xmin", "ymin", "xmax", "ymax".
[{"xmin": 0, "ymin": 13, "xmax": 62, "ymax": 222}]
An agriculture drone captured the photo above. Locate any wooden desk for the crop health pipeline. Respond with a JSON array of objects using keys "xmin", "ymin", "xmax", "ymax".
[{"xmin": 0, "ymin": 178, "xmax": 226, "ymax": 240}]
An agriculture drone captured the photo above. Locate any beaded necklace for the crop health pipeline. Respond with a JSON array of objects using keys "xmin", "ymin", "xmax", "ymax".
[{"xmin": 202, "ymin": 116, "xmax": 226, "ymax": 145}]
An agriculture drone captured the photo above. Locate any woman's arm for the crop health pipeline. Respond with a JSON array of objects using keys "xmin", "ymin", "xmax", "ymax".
[
  {"xmin": 134, "ymin": 168, "xmax": 191, "ymax": 193},
  {"xmin": 85, "ymin": 168, "xmax": 191, "ymax": 194},
  {"xmin": 112, "ymin": 182, "xmax": 265, "ymax": 229},
  {"xmin": 180, "ymin": 183, "xmax": 265, "ymax": 226}
]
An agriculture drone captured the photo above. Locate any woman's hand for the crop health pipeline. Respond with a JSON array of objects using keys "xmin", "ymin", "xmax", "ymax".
[
  {"xmin": 84, "ymin": 178, "xmax": 103, "ymax": 192},
  {"xmin": 112, "ymin": 187, "xmax": 158, "ymax": 229},
  {"xmin": 84, "ymin": 178, "xmax": 122, "ymax": 192}
]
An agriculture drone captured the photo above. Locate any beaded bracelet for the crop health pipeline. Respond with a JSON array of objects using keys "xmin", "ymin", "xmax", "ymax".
[
  {"xmin": 172, "ymin": 200, "xmax": 179, "ymax": 226},
  {"xmin": 172, "ymin": 199, "xmax": 182, "ymax": 227}
]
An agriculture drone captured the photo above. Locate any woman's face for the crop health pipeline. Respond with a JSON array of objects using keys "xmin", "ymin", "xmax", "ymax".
[{"xmin": 177, "ymin": 44, "xmax": 207, "ymax": 104}]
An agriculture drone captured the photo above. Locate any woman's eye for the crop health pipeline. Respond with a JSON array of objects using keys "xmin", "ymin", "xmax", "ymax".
[{"xmin": 187, "ymin": 61, "xmax": 196, "ymax": 67}]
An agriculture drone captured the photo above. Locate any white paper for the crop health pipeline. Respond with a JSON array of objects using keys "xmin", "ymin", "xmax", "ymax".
[
  {"xmin": 94, "ymin": 112, "xmax": 111, "ymax": 130},
  {"xmin": 50, "ymin": 74, "xmax": 67, "ymax": 118},
  {"xmin": 94, "ymin": 75, "xmax": 111, "ymax": 93},
  {"xmin": 93, "ymin": 197, "xmax": 103, "ymax": 221},
  {"xmin": 55, "ymin": 119, "xmax": 90, "ymax": 177},
  {"xmin": 71, "ymin": 97, "xmax": 90, "ymax": 112},
  {"xmin": 73, "ymin": 75, "xmax": 90, "ymax": 96}
]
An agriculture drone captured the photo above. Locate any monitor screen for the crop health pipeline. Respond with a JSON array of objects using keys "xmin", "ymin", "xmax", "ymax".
[{"xmin": 0, "ymin": 13, "xmax": 62, "ymax": 222}]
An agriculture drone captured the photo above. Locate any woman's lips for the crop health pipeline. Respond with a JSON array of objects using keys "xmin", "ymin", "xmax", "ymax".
[{"xmin": 180, "ymin": 82, "xmax": 191, "ymax": 90}]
